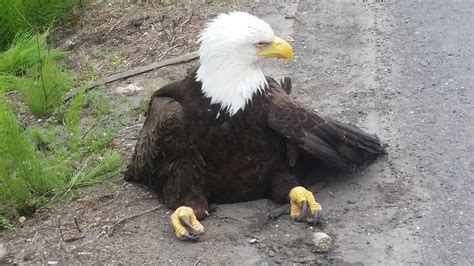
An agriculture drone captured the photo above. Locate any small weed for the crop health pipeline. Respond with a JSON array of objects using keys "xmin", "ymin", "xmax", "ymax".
[
  {"xmin": 210, "ymin": 1, "xmax": 233, "ymax": 13},
  {"xmin": 23, "ymin": 55, "xmax": 75, "ymax": 117},
  {"xmin": 0, "ymin": 32, "xmax": 74, "ymax": 117},
  {"xmin": 83, "ymin": 58, "xmax": 101, "ymax": 80},
  {"xmin": 136, "ymin": 98, "xmax": 149, "ymax": 114},
  {"xmin": 0, "ymin": 213, "xmax": 12, "ymax": 229},
  {"xmin": 83, "ymin": 89, "xmax": 111, "ymax": 117},
  {"xmin": 0, "ymin": 31, "xmax": 65, "ymax": 76},
  {"xmin": 0, "ymin": 95, "xmax": 61, "ymax": 214},
  {"xmin": 64, "ymin": 87, "xmax": 85, "ymax": 152},
  {"xmin": 109, "ymin": 55, "xmax": 122, "ymax": 71},
  {"xmin": 0, "ymin": 0, "xmax": 80, "ymax": 49}
]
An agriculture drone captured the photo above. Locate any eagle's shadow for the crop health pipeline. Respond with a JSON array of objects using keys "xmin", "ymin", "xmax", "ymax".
[{"xmin": 294, "ymin": 152, "xmax": 384, "ymax": 192}]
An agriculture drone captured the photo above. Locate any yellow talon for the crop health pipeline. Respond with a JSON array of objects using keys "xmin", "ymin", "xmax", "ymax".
[
  {"xmin": 289, "ymin": 186, "xmax": 322, "ymax": 221},
  {"xmin": 170, "ymin": 206, "xmax": 204, "ymax": 240}
]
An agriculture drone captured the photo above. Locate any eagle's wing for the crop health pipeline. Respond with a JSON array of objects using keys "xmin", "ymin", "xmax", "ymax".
[
  {"xmin": 267, "ymin": 78, "xmax": 386, "ymax": 170},
  {"xmin": 125, "ymin": 82, "xmax": 186, "ymax": 188}
]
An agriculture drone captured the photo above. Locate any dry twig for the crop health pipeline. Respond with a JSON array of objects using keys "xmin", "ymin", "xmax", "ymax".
[
  {"xmin": 63, "ymin": 51, "xmax": 199, "ymax": 102},
  {"xmin": 174, "ymin": 9, "xmax": 194, "ymax": 33},
  {"xmin": 74, "ymin": 216, "xmax": 82, "ymax": 233},
  {"xmin": 64, "ymin": 235, "xmax": 85, "ymax": 242},
  {"xmin": 104, "ymin": 14, "xmax": 126, "ymax": 37},
  {"xmin": 158, "ymin": 43, "xmax": 180, "ymax": 61},
  {"xmin": 58, "ymin": 219, "xmax": 65, "ymax": 241}
]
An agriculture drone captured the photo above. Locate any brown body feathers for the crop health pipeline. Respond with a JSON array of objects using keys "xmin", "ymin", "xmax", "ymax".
[{"xmin": 125, "ymin": 71, "xmax": 386, "ymax": 218}]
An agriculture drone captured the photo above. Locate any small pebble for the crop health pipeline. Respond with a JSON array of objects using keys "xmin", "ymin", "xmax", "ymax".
[
  {"xmin": 115, "ymin": 84, "xmax": 143, "ymax": 96},
  {"xmin": 312, "ymin": 232, "xmax": 332, "ymax": 253}
]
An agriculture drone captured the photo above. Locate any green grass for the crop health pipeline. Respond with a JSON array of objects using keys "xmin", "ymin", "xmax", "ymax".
[
  {"xmin": 65, "ymin": 87, "xmax": 85, "ymax": 152},
  {"xmin": 0, "ymin": 32, "xmax": 74, "ymax": 117},
  {"xmin": 0, "ymin": 95, "xmax": 60, "ymax": 214},
  {"xmin": 0, "ymin": 91, "xmax": 125, "ymax": 226},
  {"xmin": 0, "ymin": 32, "xmax": 65, "ymax": 76},
  {"xmin": 0, "ymin": 1, "xmax": 128, "ymax": 227},
  {"xmin": 0, "ymin": 0, "xmax": 80, "ymax": 49},
  {"xmin": 136, "ymin": 98, "xmax": 149, "ymax": 114},
  {"xmin": 25, "ymin": 56, "xmax": 75, "ymax": 117}
]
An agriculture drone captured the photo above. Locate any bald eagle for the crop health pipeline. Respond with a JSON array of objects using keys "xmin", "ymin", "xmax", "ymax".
[{"xmin": 126, "ymin": 12, "xmax": 385, "ymax": 240}]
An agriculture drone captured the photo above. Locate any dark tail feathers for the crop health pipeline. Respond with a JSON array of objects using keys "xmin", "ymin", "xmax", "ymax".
[{"xmin": 329, "ymin": 118, "xmax": 386, "ymax": 169}]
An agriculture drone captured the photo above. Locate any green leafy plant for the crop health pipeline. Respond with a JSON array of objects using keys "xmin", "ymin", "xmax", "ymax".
[
  {"xmin": 0, "ymin": 94, "xmax": 124, "ymax": 228},
  {"xmin": 0, "ymin": 32, "xmax": 65, "ymax": 76},
  {"xmin": 0, "ymin": 95, "xmax": 60, "ymax": 213},
  {"xmin": 0, "ymin": 0, "xmax": 127, "ymax": 230},
  {"xmin": 0, "ymin": 32, "xmax": 74, "ymax": 117},
  {"xmin": 0, "ymin": 213, "xmax": 12, "ymax": 229},
  {"xmin": 64, "ymin": 87, "xmax": 85, "ymax": 152},
  {"xmin": 23, "ymin": 55, "xmax": 74, "ymax": 117},
  {"xmin": 0, "ymin": 0, "xmax": 80, "ymax": 49}
]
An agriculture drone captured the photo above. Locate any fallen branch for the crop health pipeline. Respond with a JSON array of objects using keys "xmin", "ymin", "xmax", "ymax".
[{"xmin": 63, "ymin": 51, "xmax": 199, "ymax": 102}]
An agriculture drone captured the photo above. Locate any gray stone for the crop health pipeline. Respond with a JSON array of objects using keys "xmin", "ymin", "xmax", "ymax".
[{"xmin": 312, "ymin": 232, "xmax": 332, "ymax": 253}]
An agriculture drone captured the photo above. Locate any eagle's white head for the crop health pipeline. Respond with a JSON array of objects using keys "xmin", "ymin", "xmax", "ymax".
[{"xmin": 196, "ymin": 12, "xmax": 293, "ymax": 116}]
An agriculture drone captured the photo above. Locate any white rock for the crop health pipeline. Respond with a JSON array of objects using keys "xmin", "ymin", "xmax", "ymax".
[
  {"xmin": 0, "ymin": 243, "xmax": 7, "ymax": 260},
  {"xmin": 312, "ymin": 232, "xmax": 332, "ymax": 253},
  {"xmin": 115, "ymin": 84, "xmax": 143, "ymax": 96}
]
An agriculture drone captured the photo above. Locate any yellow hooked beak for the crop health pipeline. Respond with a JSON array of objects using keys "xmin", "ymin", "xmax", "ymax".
[{"xmin": 256, "ymin": 37, "xmax": 293, "ymax": 60}]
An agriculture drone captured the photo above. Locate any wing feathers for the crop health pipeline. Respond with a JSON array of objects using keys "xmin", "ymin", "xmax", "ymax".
[{"xmin": 267, "ymin": 78, "xmax": 386, "ymax": 170}]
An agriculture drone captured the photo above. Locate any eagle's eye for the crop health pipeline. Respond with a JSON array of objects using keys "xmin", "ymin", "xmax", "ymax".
[{"xmin": 255, "ymin": 42, "xmax": 269, "ymax": 48}]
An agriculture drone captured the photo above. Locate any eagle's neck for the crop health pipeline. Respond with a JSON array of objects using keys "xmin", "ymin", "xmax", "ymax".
[{"xmin": 195, "ymin": 61, "xmax": 267, "ymax": 116}]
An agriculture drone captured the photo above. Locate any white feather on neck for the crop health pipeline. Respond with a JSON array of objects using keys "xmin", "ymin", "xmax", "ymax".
[{"xmin": 196, "ymin": 59, "xmax": 267, "ymax": 116}]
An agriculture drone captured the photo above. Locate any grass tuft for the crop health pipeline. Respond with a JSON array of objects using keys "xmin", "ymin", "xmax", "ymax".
[
  {"xmin": 0, "ymin": 32, "xmax": 74, "ymax": 117},
  {"xmin": 0, "ymin": 0, "xmax": 126, "ymax": 229},
  {"xmin": 0, "ymin": 32, "xmax": 65, "ymax": 76},
  {"xmin": 0, "ymin": 95, "xmax": 60, "ymax": 213},
  {"xmin": 73, "ymin": 151, "xmax": 123, "ymax": 188},
  {"xmin": 24, "ymin": 56, "xmax": 74, "ymax": 117},
  {"xmin": 0, "ymin": 92, "xmax": 124, "ymax": 228},
  {"xmin": 0, "ymin": 0, "xmax": 80, "ymax": 49},
  {"xmin": 64, "ymin": 88, "xmax": 84, "ymax": 152}
]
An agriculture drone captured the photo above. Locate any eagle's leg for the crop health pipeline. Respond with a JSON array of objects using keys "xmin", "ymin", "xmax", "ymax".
[
  {"xmin": 270, "ymin": 173, "xmax": 322, "ymax": 222},
  {"xmin": 163, "ymin": 169, "xmax": 209, "ymax": 241},
  {"xmin": 289, "ymin": 186, "xmax": 322, "ymax": 222}
]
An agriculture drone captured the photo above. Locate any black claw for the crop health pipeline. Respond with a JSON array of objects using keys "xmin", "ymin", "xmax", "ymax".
[
  {"xmin": 185, "ymin": 231, "xmax": 201, "ymax": 241},
  {"xmin": 179, "ymin": 216, "xmax": 202, "ymax": 241},
  {"xmin": 309, "ymin": 211, "xmax": 324, "ymax": 227},
  {"xmin": 313, "ymin": 211, "xmax": 322, "ymax": 221},
  {"xmin": 296, "ymin": 200, "xmax": 310, "ymax": 222}
]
